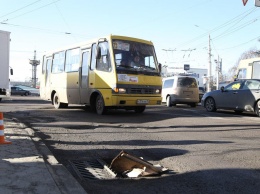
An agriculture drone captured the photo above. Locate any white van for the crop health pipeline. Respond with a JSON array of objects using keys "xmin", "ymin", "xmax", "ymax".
[
  {"xmin": 162, "ymin": 76, "xmax": 199, "ymax": 107},
  {"xmin": 236, "ymin": 57, "xmax": 260, "ymax": 80}
]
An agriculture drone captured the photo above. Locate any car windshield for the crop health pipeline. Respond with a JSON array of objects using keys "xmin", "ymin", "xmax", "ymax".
[{"xmin": 113, "ymin": 40, "xmax": 160, "ymax": 76}]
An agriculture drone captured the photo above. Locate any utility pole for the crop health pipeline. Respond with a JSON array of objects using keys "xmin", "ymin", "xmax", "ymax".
[
  {"xmin": 195, "ymin": 25, "xmax": 212, "ymax": 91},
  {"xmin": 207, "ymin": 34, "xmax": 212, "ymax": 92},
  {"xmin": 29, "ymin": 50, "xmax": 40, "ymax": 88}
]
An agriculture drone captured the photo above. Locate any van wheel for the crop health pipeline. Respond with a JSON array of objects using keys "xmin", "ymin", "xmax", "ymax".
[
  {"xmin": 60, "ymin": 103, "xmax": 68, "ymax": 108},
  {"xmin": 190, "ymin": 103, "xmax": 197, "ymax": 107},
  {"xmin": 205, "ymin": 97, "xmax": 216, "ymax": 112},
  {"xmin": 255, "ymin": 100, "xmax": 260, "ymax": 117},
  {"xmin": 96, "ymin": 94, "xmax": 106, "ymax": 115},
  {"xmin": 166, "ymin": 96, "xmax": 172, "ymax": 107}
]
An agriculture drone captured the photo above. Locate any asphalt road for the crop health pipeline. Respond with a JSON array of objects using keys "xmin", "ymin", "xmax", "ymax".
[{"xmin": 1, "ymin": 96, "xmax": 260, "ymax": 194}]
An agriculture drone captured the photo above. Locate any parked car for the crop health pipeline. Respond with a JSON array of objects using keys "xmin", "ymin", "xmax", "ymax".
[
  {"xmin": 199, "ymin": 87, "xmax": 205, "ymax": 102},
  {"xmin": 201, "ymin": 79, "xmax": 260, "ymax": 116},
  {"xmin": 11, "ymin": 86, "xmax": 31, "ymax": 96},
  {"xmin": 162, "ymin": 76, "xmax": 199, "ymax": 107}
]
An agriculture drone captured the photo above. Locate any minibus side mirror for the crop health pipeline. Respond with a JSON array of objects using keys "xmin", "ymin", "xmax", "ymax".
[
  {"xmin": 96, "ymin": 46, "xmax": 101, "ymax": 59},
  {"xmin": 10, "ymin": 68, "xmax": 13, "ymax": 75},
  {"xmin": 158, "ymin": 63, "xmax": 162, "ymax": 73}
]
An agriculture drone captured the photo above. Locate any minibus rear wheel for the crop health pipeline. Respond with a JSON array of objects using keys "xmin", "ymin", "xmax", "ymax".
[{"xmin": 53, "ymin": 93, "xmax": 68, "ymax": 109}]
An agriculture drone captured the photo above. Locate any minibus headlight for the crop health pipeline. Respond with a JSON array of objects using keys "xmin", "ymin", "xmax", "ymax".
[
  {"xmin": 118, "ymin": 88, "xmax": 126, "ymax": 93},
  {"xmin": 113, "ymin": 87, "xmax": 126, "ymax": 93},
  {"xmin": 155, "ymin": 89, "xmax": 160, "ymax": 94}
]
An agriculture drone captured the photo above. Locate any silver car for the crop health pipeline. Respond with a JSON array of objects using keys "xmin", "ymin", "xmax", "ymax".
[{"xmin": 201, "ymin": 79, "xmax": 260, "ymax": 116}]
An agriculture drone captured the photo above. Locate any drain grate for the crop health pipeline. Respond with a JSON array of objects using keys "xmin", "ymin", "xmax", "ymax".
[{"xmin": 69, "ymin": 159, "xmax": 115, "ymax": 180}]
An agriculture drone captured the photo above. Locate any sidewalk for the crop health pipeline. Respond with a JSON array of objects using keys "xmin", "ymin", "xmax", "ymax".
[{"xmin": 0, "ymin": 115, "xmax": 87, "ymax": 194}]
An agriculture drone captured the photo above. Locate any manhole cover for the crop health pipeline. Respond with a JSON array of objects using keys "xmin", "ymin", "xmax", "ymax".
[{"xmin": 69, "ymin": 159, "xmax": 116, "ymax": 180}]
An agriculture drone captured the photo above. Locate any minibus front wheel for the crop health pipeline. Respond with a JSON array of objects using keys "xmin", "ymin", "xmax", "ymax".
[
  {"xmin": 134, "ymin": 106, "xmax": 146, "ymax": 113},
  {"xmin": 96, "ymin": 94, "xmax": 107, "ymax": 115}
]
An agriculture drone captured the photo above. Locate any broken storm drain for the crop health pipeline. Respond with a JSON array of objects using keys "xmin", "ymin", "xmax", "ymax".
[
  {"xmin": 69, "ymin": 151, "xmax": 169, "ymax": 181},
  {"xmin": 69, "ymin": 159, "xmax": 116, "ymax": 180}
]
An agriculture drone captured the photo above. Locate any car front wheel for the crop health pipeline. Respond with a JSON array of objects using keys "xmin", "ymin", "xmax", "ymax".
[
  {"xmin": 205, "ymin": 97, "xmax": 216, "ymax": 112},
  {"xmin": 255, "ymin": 100, "xmax": 260, "ymax": 117}
]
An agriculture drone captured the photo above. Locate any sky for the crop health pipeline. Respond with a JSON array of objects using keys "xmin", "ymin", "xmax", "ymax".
[{"xmin": 0, "ymin": 0, "xmax": 260, "ymax": 81}]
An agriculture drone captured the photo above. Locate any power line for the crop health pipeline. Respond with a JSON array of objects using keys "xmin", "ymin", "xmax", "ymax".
[
  {"xmin": 218, "ymin": 35, "xmax": 260, "ymax": 50},
  {"xmin": 213, "ymin": 18, "xmax": 258, "ymax": 41},
  {"xmin": 0, "ymin": 21, "xmax": 96, "ymax": 40},
  {"xmin": 0, "ymin": 22, "xmax": 71, "ymax": 35},
  {"xmin": 1, "ymin": 0, "xmax": 61, "ymax": 22},
  {"xmin": 11, "ymin": 50, "xmax": 45, "ymax": 53},
  {"xmin": 176, "ymin": 7, "xmax": 258, "ymax": 49},
  {"xmin": 0, "ymin": 0, "xmax": 42, "ymax": 19},
  {"xmin": 53, "ymin": 0, "xmax": 78, "ymax": 42},
  {"xmin": 181, "ymin": 48, "xmax": 196, "ymax": 58},
  {"xmin": 212, "ymin": 7, "xmax": 257, "ymax": 40},
  {"xmin": 194, "ymin": 16, "xmax": 259, "ymax": 51},
  {"xmin": 117, "ymin": 0, "xmax": 215, "ymax": 34}
]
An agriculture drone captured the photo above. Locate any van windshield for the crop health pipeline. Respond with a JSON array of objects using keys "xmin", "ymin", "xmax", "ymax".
[{"xmin": 177, "ymin": 77, "xmax": 197, "ymax": 88}]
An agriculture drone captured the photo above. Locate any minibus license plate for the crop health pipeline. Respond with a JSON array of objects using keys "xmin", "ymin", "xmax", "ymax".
[{"xmin": 137, "ymin": 99, "xmax": 149, "ymax": 104}]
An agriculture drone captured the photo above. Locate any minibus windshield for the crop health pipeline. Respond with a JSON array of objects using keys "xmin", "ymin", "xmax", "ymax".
[{"xmin": 113, "ymin": 40, "xmax": 159, "ymax": 75}]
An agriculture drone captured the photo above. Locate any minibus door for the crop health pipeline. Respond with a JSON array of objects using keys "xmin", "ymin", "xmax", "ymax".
[
  {"xmin": 44, "ymin": 57, "xmax": 52, "ymax": 99},
  {"xmin": 79, "ymin": 49, "xmax": 91, "ymax": 103}
]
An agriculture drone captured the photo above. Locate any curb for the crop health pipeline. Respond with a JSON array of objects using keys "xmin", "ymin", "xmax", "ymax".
[{"xmin": 9, "ymin": 116, "xmax": 87, "ymax": 194}]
